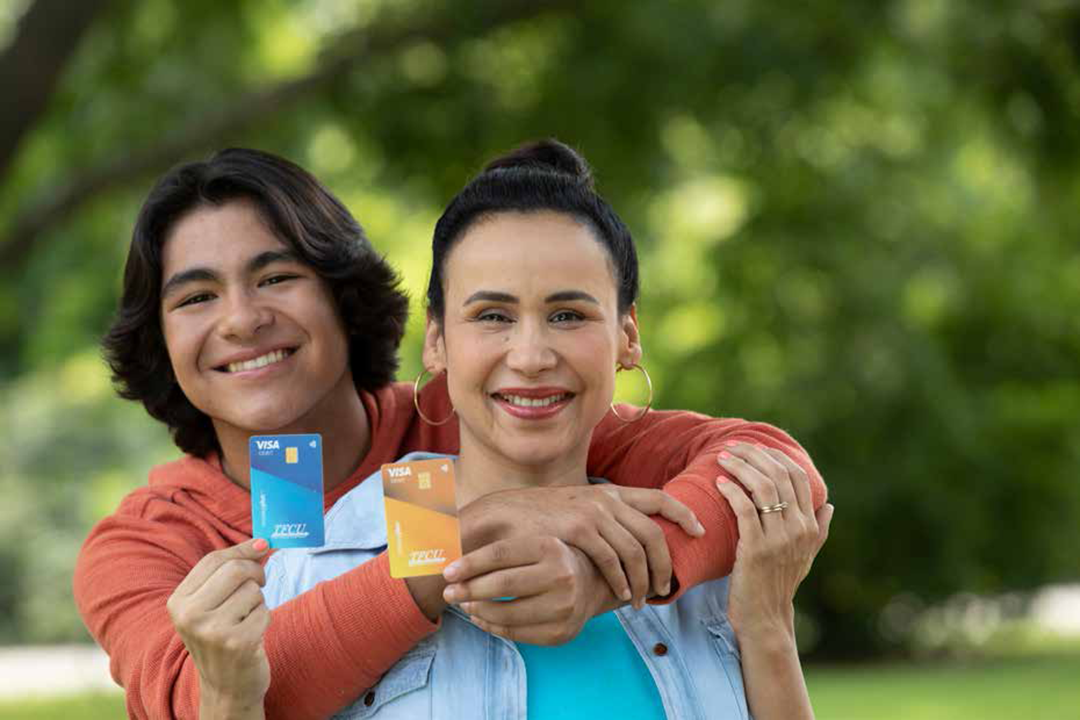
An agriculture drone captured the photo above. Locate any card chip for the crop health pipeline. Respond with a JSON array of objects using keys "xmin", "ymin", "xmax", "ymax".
[
  {"xmin": 418, "ymin": 472, "xmax": 431, "ymax": 490},
  {"xmin": 285, "ymin": 447, "xmax": 298, "ymax": 464}
]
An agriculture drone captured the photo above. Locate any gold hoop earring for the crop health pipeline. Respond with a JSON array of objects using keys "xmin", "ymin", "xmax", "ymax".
[
  {"xmin": 413, "ymin": 368, "xmax": 456, "ymax": 426},
  {"xmin": 610, "ymin": 363, "xmax": 653, "ymax": 423}
]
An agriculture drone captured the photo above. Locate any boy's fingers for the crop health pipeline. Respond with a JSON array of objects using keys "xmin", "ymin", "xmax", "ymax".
[{"xmin": 175, "ymin": 539, "xmax": 268, "ymax": 598}]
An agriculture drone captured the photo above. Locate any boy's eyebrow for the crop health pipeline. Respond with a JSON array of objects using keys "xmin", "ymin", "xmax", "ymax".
[
  {"xmin": 161, "ymin": 250, "xmax": 300, "ymax": 299},
  {"xmin": 248, "ymin": 249, "xmax": 299, "ymax": 273},
  {"xmin": 161, "ymin": 268, "xmax": 218, "ymax": 299}
]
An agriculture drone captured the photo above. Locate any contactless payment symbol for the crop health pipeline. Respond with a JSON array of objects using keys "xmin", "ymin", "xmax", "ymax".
[
  {"xmin": 381, "ymin": 458, "xmax": 461, "ymax": 578},
  {"xmin": 250, "ymin": 434, "xmax": 325, "ymax": 549}
]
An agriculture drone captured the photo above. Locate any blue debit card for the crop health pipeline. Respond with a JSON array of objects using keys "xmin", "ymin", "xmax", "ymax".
[{"xmin": 250, "ymin": 433, "xmax": 325, "ymax": 548}]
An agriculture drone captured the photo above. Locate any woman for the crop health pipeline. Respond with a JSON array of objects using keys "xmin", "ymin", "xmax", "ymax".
[{"xmin": 263, "ymin": 140, "xmax": 831, "ymax": 718}]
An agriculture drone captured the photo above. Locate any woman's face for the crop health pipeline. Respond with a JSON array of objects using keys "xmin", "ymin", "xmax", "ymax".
[
  {"xmin": 424, "ymin": 210, "xmax": 641, "ymax": 470},
  {"xmin": 159, "ymin": 200, "xmax": 353, "ymax": 440}
]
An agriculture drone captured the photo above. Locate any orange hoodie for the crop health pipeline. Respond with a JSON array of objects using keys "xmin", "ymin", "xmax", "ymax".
[{"xmin": 74, "ymin": 378, "xmax": 824, "ymax": 720}]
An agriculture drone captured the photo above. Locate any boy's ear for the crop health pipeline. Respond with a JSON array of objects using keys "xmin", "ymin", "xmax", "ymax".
[
  {"xmin": 618, "ymin": 304, "xmax": 643, "ymax": 368},
  {"xmin": 422, "ymin": 313, "xmax": 446, "ymax": 373}
]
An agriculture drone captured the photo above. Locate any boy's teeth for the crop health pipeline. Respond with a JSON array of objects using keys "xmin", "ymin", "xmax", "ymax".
[
  {"xmin": 227, "ymin": 349, "xmax": 289, "ymax": 373},
  {"xmin": 501, "ymin": 394, "xmax": 567, "ymax": 407}
]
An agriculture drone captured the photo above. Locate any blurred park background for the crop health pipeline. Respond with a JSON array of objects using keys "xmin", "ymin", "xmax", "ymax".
[{"xmin": 2, "ymin": 0, "xmax": 1079, "ymax": 716}]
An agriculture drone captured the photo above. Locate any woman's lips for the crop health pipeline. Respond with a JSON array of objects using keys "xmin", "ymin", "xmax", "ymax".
[{"xmin": 491, "ymin": 391, "xmax": 574, "ymax": 420}]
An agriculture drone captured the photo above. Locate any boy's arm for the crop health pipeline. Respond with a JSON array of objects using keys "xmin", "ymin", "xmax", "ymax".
[
  {"xmin": 74, "ymin": 506, "xmax": 437, "ymax": 720},
  {"xmin": 586, "ymin": 407, "xmax": 827, "ymax": 599}
]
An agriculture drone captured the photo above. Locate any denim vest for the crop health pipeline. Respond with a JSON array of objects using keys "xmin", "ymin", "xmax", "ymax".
[{"xmin": 263, "ymin": 453, "xmax": 751, "ymax": 720}]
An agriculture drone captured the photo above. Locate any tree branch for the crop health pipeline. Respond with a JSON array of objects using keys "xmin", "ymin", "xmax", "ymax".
[
  {"xmin": 0, "ymin": 0, "xmax": 112, "ymax": 177},
  {"xmin": 0, "ymin": 0, "xmax": 574, "ymax": 268}
]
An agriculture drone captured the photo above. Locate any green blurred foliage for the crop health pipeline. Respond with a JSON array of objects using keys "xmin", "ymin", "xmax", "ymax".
[{"xmin": 0, "ymin": 0, "xmax": 1077, "ymax": 657}]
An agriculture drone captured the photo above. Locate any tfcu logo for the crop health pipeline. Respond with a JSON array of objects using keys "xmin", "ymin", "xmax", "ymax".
[
  {"xmin": 255, "ymin": 440, "xmax": 280, "ymax": 450},
  {"xmin": 272, "ymin": 523, "xmax": 308, "ymax": 539},
  {"xmin": 408, "ymin": 549, "xmax": 446, "ymax": 566}
]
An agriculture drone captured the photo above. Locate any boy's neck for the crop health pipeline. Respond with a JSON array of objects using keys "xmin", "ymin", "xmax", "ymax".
[{"xmin": 215, "ymin": 380, "xmax": 371, "ymax": 493}]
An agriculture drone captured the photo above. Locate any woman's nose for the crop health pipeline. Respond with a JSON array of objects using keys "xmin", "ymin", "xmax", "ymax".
[{"xmin": 505, "ymin": 322, "xmax": 557, "ymax": 376}]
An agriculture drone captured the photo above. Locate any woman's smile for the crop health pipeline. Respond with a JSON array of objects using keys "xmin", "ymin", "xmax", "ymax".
[{"xmin": 491, "ymin": 386, "xmax": 576, "ymax": 420}]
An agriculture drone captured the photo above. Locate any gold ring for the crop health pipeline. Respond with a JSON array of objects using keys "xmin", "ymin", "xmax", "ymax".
[{"xmin": 757, "ymin": 501, "xmax": 789, "ymax": 515}]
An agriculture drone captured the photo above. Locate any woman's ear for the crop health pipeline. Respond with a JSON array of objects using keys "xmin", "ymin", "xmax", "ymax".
[
  {"xmin": 618, "ymin": 304, "xmax": 643, "ymax": 368},
  {"xmin": 422, "ymin": 312, "xmax": 446, "ymax": 373}
]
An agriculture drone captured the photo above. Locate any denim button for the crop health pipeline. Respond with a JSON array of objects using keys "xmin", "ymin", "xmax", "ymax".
[
  {"xmin": 363, "ymin": 691, "xmax": 375, "ymax": 707},
  {"xmin": 653, "ymin": 642, "xmax": 668, "ymax": 656}
]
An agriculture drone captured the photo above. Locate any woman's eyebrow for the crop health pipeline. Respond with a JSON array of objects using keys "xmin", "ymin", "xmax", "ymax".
[
  {"xmin": 544, "ymin": 290, "xmax": 599, "ymax": 304},
  {"xmin": 463, "ymin": 290, "xmax": 517, "ymax": 305}
]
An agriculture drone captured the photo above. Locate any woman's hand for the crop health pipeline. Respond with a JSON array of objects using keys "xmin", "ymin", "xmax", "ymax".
[
  {"xmin": 442, "ymin": 535, "xmax": 610, "ymax": 644},
  {"xmin": 714, "ymin": 442, "xmax": 832, "ymax": 720},
  {"xmin": 166, "ymin": 538, "xmax": 272, "ymax": 720},
  {"xmin": 714, "ymin": 442, "xmax": 833, "ymax": 642},
  {"xmin": 459, "ymin": 484, "xmax": 704, "ymax": 610}
]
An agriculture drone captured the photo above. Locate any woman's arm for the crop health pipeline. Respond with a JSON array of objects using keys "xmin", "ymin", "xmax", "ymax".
[{"xmin": 713, "ymin": 442, "xmax": 834, "ymax": 720}]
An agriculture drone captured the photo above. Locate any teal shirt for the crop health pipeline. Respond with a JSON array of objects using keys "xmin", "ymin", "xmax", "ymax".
[{"xmin": 516, "ymin": 611, "xmax": 667, "ymax": 719}]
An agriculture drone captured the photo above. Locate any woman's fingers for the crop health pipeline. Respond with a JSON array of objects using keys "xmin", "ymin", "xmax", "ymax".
[
  {"xmin": 718, "ymin": 447, "xmax": 785, "ymax": 532},
  {"xmin": 461, "ymin": 593, "xmax": 572, "ymax": 627},
  {"xmin": 614, "ymin": 487, "xmax": 705, "ymax": 537},
  {"xmin": 444, "ymin": 563, "xmax": 542, "ymax": 604},
  {"xmin": 723, "ymin": 443, "xmax": 798, "ymax": 516},
  {"xmin": 567, "ymin": 529, "xmax": 632, "ymax": 603},
  {"xmin": 715, "ymin": 479, "xmax": 764, "ymax": 543},
  {"xmin": 611, "ymin": 503, "xmax": 673, "ymax": 599},
  {"xmin": 443, "ymin": 537, "xmax": 542, "ymax": 584},
  {"xmin": 814, "ymin": 503, "xmax": 835, "ymax": 551},
  {"xmin": 762, "ymin": 447, "xmax": 814, "ymax": 518},
  {"xmin": 596, "ymin": 519, "xmax": 650, "ymax": 608}
]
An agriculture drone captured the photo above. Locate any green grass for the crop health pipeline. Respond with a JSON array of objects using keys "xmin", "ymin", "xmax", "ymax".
[
  {"xmin": 0, "ymin": 692, "xmax": 125, "ymax": 719},
  {"xmin": 1, "ymin": 655, "xmax": 1078, "ymax": 718},
  {"xmin": 806, "ymin": 653, "xmax": 1080, "ymax": 720}
]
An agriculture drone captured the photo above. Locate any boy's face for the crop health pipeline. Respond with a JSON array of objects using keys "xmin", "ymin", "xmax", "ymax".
[{"xmin": 159, "ymin": 200, "xmax": 353, "ymax": 443}]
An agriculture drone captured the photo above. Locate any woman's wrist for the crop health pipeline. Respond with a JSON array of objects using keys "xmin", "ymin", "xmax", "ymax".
[
  {"xmin": 734, "ymin": 608, "xmax": 797, "ymax": 654},
  {"xmin": 198, "ymin": 685, "xmax": 266, "ymax": 720}
]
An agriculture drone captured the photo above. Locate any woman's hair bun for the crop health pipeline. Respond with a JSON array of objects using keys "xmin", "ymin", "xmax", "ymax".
[{"xmin": 482, "ymin": 138, "xmax": 594, "ymax": 188}]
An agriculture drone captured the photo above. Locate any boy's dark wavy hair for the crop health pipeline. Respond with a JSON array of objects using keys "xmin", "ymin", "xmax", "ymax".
[
  {"xmin": 103, "ymin": 148, "xmax": 409, "ymax": 457},
  {"xmin": 427, "ymin": 138, "xmax": 639, "ymax": 320}
]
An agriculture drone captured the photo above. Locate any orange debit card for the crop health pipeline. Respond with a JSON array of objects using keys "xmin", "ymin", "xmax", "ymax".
[{"xmin": 381, "ymin": 458, "xmax": 462, "ymax": 578}]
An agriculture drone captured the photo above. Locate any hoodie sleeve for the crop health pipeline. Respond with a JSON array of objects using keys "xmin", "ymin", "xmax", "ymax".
[
  {"xmin": 586, "ymin": 408, "xmax": 826, "ymax": 600},
  {"xmin": 74, "ymin": 491, "xmax": 438, "ymax": 720}
]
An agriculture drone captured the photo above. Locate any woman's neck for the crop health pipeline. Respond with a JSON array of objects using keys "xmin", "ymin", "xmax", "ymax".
[
  {"xmin": 454, "ymin": 429, "xmax": 593, "ymax": 508},
  {"xmin": 215, "ymin": 378, "xmax": 371, "ymax": 493}
]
